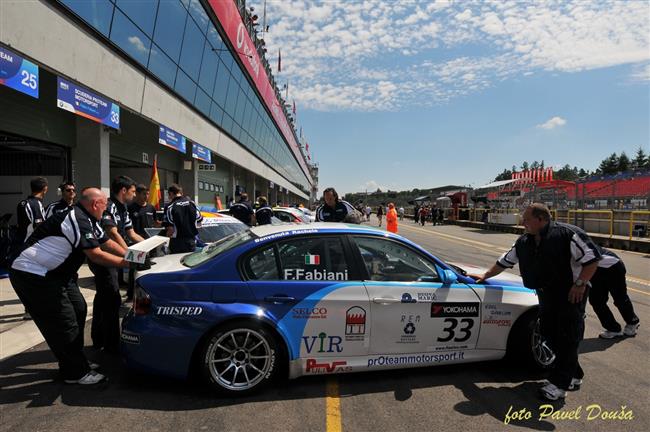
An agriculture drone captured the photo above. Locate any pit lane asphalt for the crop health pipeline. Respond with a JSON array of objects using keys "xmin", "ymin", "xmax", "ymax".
[{"xmin": 1, "ymin": 220, "xmax": 648, "ymax": 432}]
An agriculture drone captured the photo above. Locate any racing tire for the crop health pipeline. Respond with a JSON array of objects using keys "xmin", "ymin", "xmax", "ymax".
[
  {"xmin": 201, "ymin": 322, "xmax": 279, "ymax": 396},
  {"xmin": 507, "ymin": 310, "xmax": 556, "ymax": 370}
]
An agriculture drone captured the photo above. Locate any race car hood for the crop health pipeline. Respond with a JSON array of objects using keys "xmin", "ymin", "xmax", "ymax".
[
  {"xmin": 136, "ymin": 253, "xmax": 189, "ymax": 278},
  {"xmin": 448, "ymin": 262, "xmax": 523, "ymax": 286}
]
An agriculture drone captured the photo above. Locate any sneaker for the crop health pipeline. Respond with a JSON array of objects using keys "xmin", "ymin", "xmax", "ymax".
[
  {"xmin": 540, "ymin": 383, "xmax": 567, "ymax": 401},
  {"xmin": 64, "ymin": 371, "xmax": 107, "ymax": 385},
  {"xmin": 623, "ymin": 322, "xmax": 640, "ymax": 337},
  {"xmin": 89, "ymin": 362, "xmax": 100, "ymax": 371},
  {"xmin": 599, "ymin": 330, "xmax": 624, "ymax": 339},
  {"xmin": 567, "ymin": 378, "xmax": 583, "ymax": 391}
]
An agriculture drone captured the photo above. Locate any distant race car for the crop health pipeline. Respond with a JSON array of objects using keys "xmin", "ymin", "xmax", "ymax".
[
  {"xmin": 145, "ymin": 212, "xmax": 247, "ymax": 248},
  {"xmin": 121, "ymin": 223, "xmax": 553, "ymax": 395},
  {"xmin": 272, "ymin": 207, "xmax": 311, "ymax": 224}
]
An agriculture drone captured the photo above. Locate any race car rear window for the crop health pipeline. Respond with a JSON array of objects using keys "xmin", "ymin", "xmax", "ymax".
[{"xmin": 182, "ymin": 230, "xmax": 256, "ymax": 267}]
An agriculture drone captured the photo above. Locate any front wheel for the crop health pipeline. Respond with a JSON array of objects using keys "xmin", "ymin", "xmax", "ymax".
[
  {"xmin": 201, "ymin": 322, "xmax": 279, "ymax": 396},
  {"xmin": 507, "ymin": 311, "xmax": 556, "ymax": 370}
]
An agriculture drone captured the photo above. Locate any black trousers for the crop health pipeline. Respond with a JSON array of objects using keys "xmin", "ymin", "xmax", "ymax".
[
  {"xmin": 538, "ymin": 289, "xmax": 587, "ymax": 390},
  {"xmin": 589, "ymin": 261, "xmax": 639, "ymax": 332},
  {"xmin": 169, "ymin": 237, "xmax": 196, "ymax": 254},
  {"xmin": 89, "ymin": 262, "xmax": 121, "ymax": 353},
  {"xmin": 9, "ymin": 269, "xmax": 90, "ymax": 380}
]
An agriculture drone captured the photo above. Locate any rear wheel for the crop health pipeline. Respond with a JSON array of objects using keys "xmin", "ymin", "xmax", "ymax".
[
  {"xmin": 508, "ymin": 311, "xmax": 555, "ymax": 370},
  {"xmin": 201, "ymin": 322, "xmax": 278, "ymax": 395}
]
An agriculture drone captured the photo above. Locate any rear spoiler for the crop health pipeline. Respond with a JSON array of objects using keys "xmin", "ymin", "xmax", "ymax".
[{"xmin": 125, "ymin": 236, "xmax": 170, "ymax": 295}]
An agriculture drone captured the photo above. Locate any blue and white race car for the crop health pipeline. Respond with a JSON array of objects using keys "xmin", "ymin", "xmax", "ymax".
[{"xmin": 121, "ymin": 223, "xmax": 553, "ymax": 395}]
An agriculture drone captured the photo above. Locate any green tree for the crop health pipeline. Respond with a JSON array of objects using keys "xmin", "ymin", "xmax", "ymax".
[
  {"xmin": 617, "ymin": 152, "xmax": 630, "ymax": 172},
  {"xmin": 521, "ymin": 161, "xmax": 529, "ymax": 171},
  {"xmin": 632, "ymin": 147, "xmax": 648, "ymax": 170},
  {"xmin": 598, "ymin": 153, "xmax": 619, "ymax": 175}
]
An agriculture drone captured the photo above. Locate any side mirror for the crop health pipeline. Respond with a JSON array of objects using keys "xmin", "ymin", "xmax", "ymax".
[{"xmin": 441, "ymin": 269, "xmax": 458, "ymax": 285}]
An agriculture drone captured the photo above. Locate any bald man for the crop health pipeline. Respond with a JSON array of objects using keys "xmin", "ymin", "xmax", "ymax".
[{"xmin": 10, "ymin": 187, "xmax": 129, "ymax": 385}]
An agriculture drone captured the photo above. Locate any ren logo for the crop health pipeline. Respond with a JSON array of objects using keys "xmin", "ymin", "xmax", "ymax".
[{"xmin": 302, "ymin": 332, "xmax": 343, "ymax": 353}]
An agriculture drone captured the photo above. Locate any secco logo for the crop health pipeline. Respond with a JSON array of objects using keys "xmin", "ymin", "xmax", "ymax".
[
  {"xmin": 431, "ymin": 302, "xmax": 479, "ymax": 318},
  {"xmin": 155, "ymin": 306, "xmax": 203, "ymax": 316},
  {"xmin": 292, "ymin": 307, "xmax": 327, "ymax": 319}
]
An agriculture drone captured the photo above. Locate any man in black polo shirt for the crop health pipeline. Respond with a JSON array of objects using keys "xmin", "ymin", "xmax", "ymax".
[
  {"xmin": 10, "ymin": 187, "xmax": 129, "ymax": 385},
  {"xmin": 44, "ymin": 181, "xmax": 76, "ymax": 219},
  {"xmin": 163, "ymin": 184, "xmax": 203, "ymax": 253},
  {"xmin": 128, "ymin": 184, "xmax": 157, "ymax": 239},
  {"xmin": 255, "ymin": 196, "xmax": 273, "ymax": 225},
  {"xmin": 316, "ymin": 187, "xmax": 356, "ymax": 222},
  {"xmin": 15, "ymin": 177, "xmax": 47, "ymax": 245},
  {"xmin": 470, "ymin": 203, "xmax": 601, "ymax": 401},
  {"xmin": 90, "ymin": 176, "xmax": 144, "ymax": 352},
  {"xmin": 230, "ymin": 192, "xmax": 256, "ymax": 226}
]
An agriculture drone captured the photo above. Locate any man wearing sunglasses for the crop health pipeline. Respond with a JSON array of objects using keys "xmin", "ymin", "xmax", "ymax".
[{"xmin": 45, "ymin": 181, "xmax": 76, "ymax": 219}]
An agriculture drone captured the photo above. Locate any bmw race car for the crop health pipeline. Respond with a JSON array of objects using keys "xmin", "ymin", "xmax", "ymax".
[{"xmin": 121, "ymin": 223, "xmax": 553, "ymax": 395}]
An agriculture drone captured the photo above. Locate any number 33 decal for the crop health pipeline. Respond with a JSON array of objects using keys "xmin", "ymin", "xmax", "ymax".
[{"xmin": 437, "ymin": 318, "xmax": 474, "ymax": 342}]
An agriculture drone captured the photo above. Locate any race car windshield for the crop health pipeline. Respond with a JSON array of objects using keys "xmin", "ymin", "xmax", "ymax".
[{"xmin": 182, "ymin": 230, "xmax": 257, "ymax": 268}]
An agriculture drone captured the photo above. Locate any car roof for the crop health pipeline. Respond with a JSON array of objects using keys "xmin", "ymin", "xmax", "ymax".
[{"xmin": 249, "ymin": 222, "xmax": 384, "ymax": 238}]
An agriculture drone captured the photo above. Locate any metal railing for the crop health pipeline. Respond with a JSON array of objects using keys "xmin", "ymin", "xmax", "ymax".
[
  {"xmin": 628, "ymin": 211, "xmax": 650, "ymax": 240},
  {"xmin": 566, "ymin": 210, "xmax": 614, "ymax": 238}
]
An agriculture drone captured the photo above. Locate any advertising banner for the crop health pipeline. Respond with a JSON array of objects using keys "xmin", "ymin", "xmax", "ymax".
[
  {"xmin": 0, "ymin": 46, "xmax": 39, "ymax": 98},
  {"xmin": 192, "ymin": 143, "xmax": 212, "ymax": 163},
  {"xmin": 57, "ymin": 77, "xmax": 120, "ymax": 128},
  {"xmin": 158, "ymin": 125, "xmax": 187, "ymax": 153},
  {"xmin": 207, "ymin": 0, "xmax": 311, "ymax": 181}
]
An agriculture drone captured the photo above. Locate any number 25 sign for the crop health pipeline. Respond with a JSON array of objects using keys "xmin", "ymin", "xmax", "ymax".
[{"xmin": 0, "ymin": 46, "xmax": 39, "ymax": 99}]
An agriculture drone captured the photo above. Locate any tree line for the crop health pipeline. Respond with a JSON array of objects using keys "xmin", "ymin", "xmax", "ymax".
[{"xmin": 493, "ymin": 147, "xmax": 649, "ymax": 182}]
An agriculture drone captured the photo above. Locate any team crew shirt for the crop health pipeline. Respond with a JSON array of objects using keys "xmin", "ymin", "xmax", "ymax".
[
  {"xmin": 316, "ymin": 200, "xmax": 356, "ymax": 222},
  {"xmin": 44, "ymin": 199, "xmax": 73, "ymax": 219},
  {"xmin": 255, "ymin": 206, "xmax": 273, "ymax": 225},
  {"xmin": 12, "ymin": 203, "xmax": 108, "ymax": 279},
  {"xmin": 163, "ymin": 196, "xmax": 202, "ymax": 239},
  {"xmin": 496, "ymin": 221, "xmax": 601, "ymax": 295},
  {"xmin": 128, "ymin": 201, "xmax": 156, "ymax": 238},
  {"xmin": 230, "ymin": 199, "xmax": 255, "ymax": 225},
  {"xmin": 101, "ymin": 197, "xmax": 133, "ymax": 240},
  {"xmin": 16, "ymin": 196, "xmax": 45, "ymax": 243}
]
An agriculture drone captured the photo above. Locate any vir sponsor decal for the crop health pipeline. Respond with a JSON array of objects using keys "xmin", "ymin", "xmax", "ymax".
[
  {"xmin": 302, "ymin": 332, "xmax": 343, "ymax": 353},
  {"xmin": 345, "ymin": 306, "xmax": 366, "ymax": 341},
  {"xmin": 292, "ymin": 307, "xmax": 327, "ymax": 319},
  {"xmin": 305, "ymin": 359, "xmax": 350, "ymax": 373},
  {"xmin": 431, "ymin": 302, "xmax": 479, "ymax": 318},
  {"xmin": 155, "ymin": 306, "xmax": 203, "ymax": 316}
]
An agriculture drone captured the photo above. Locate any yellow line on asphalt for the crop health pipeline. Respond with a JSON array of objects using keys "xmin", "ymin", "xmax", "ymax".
[
  {"xmin": 326, "ymin": 378, "xmax": 342, "ymax": 432},
  {"xmin": 400, "ymin": 223, "xmax": 510, "ymax": 251},
  {"xmin": 628, "ymin": 287, "xmax": 650, "ymax": 296}
]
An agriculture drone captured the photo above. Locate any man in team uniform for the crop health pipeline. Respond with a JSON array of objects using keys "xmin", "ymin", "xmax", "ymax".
[
  {"xmin": 90, "ymin": 176, "xmax": 144, "ymax": 352},
  {"xmin": 230, "ymin": 192, "xmax": 256, "ymax": 226},
  {"xmin": 255, "ymin": 196, "xmax": 273, "ymax": 225},
  {"xmin": 15, "ymin": 177, "xmax": 47, "ymax": 245},
  {"xmin": 316, "ymin": 187, "xmax": 357, "ymax": 222},
  {"xmin": 163, "ymin": 184, "xmax": 203, "ymax": 253},
  {"xmin": 10, "ymin": 188, "xmax": 129, "ymax": 385},
  {"xmin": 44, "ymin": 181, "xmax": 76, "ymax": 219},
  {"xmin": 128, "ymin": 184, "xmax": 157, "ymax": 239}
]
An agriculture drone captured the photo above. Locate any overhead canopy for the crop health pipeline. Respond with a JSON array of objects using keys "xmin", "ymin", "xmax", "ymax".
[
  {"xmin": 475, "ymin": 179, "xmax": 521, "ymax": 190},
  {"xmin": 414, "ymin": 195, "xmax": 430, "ymax": 202}
]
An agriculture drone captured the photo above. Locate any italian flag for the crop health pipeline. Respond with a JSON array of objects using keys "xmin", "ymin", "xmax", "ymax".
[{"xmin": 304, "ymin": 254, "xmax": 320, "ymax": 265}]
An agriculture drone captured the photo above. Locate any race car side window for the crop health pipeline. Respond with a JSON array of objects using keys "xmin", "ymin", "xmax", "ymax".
[
  {"xmin": 277, "ymin": 236, "xmax": 350, "ymax": 281},
  {"xmin": 351, "ymin": 236, "xmax": 439, "ymax": 282},
  {"xmin": 244, "ymin": 246, "xmax": 279, "ymax": 280}
]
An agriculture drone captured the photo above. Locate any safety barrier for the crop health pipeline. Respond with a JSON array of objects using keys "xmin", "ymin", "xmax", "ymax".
[{"xmin": 629, "ymin": 211, "xmax": 650, "ymax": 240}]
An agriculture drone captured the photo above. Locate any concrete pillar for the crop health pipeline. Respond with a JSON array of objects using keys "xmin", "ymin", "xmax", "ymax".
[{"xmin": 72, "ymin": 118, "xmax": 110, "ymax": 195}]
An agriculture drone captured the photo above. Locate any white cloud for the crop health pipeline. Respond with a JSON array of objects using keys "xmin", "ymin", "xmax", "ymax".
[
  {"xmin": 128, "ymin": 36, "xmax": 147, "ymax": 53},
  {"xmin": 250, "ymin": 0, "xmax": 650, "ymax": 112},
  {"xmin": 537, "ymin": 116, "xmax": 567, "ymax": 130},
  {"xmin": 360, "ymin": 180, "xmax": 387, "ymax": 192}
]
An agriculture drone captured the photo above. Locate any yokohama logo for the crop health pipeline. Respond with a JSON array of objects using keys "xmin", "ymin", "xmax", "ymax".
[{"xmin": 431, "ymin": 302, "xmax": 479, "ymax": 317}]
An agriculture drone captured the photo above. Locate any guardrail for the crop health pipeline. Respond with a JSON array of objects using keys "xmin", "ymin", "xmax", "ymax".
[{"xmin": 629, "ymin": 210, "xmax": 650, "ymax": 240}]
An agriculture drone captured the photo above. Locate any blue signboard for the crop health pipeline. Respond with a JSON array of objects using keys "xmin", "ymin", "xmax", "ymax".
[
  {"xmin": 192, "ymin": 143, "xmax": 211, "ymax": 163},
  {"xmin": 158, "ymin": 125, "xmax": 187, "ymax": 154},
  {"xmin": 57, "ymin": 77, "xmax": 120, "ymax": 129},
  {"xmin": 0, "ymin": 46, "xmax": 39, "ymax": 98}
]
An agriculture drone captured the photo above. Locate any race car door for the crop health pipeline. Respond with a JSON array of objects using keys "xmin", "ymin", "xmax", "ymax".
[
  {"xmin": 245, "ymin": 235, "xmax": 370, "ymax": 366},
  {"xmin": 349, "ymin": 235, "xmax": 481, "ymax": 355}
]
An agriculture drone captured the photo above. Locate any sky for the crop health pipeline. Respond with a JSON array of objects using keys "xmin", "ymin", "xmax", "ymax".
[{"xmin": 249, "ymin": 0, "xmax": 650, "ymax": 195}]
